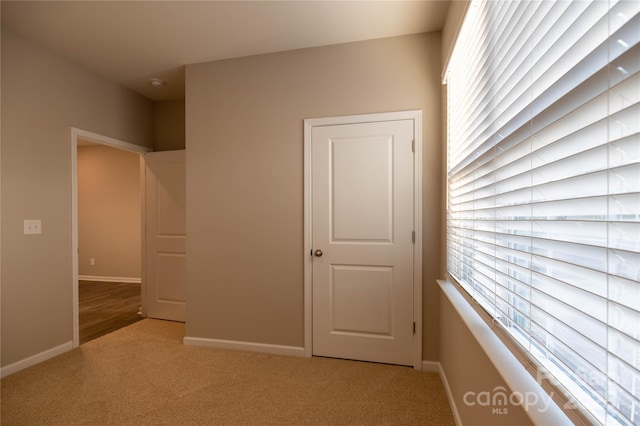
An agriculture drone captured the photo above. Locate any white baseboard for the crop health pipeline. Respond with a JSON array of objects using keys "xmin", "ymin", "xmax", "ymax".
[
  {"xmin": 1, "ymin": 341, "xmax": 73, "ymax": 378},
  {"xmin": 420, "ymin": 360, "xmax": 462, "ymax": 425},
  {"xmin": 183, "ymin": 336, "xmax": 305, "ymax": 358},
  {"xmin": 421, "ymin": 360, "xmax": 440, "ymax": 372},
  {"xmin": 436, "ymin": 362, "xmax": 463, "ymax": 426},
  {"xmin": 78, "ymin": 275, "xmax": 141, "ymax": 283}
]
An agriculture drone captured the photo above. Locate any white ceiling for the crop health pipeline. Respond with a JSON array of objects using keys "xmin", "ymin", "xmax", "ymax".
[{"xmin": 2, "ymin": 1, "xmax": 450, "ymax": 101}]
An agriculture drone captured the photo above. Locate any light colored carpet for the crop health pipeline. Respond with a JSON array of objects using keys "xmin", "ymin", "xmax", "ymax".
[{"xmin": 1, "ymin": 319, "xmax": 455, "ymax": 425}]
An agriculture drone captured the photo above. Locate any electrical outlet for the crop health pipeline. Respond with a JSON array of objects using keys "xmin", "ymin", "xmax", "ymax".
[
  {"xmin": 90, "ymin": 258, "xmax": 95, "ymax": 266},
  {"xmin": 24, "ymin": 219, "xmax": 42, "ymax": 235}
]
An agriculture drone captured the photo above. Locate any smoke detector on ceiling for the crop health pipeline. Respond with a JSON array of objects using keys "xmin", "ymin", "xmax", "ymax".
[{"xmin": 149, "ymin": 78, "xmax": 166, "ymax": 88}]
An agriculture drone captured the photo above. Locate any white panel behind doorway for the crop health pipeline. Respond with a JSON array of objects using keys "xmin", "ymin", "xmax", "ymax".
[{"xmin": 145, "ymin": 150, "xmax": 187, "ymax": 322}]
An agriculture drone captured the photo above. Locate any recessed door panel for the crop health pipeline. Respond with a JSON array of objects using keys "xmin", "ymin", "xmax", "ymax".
[
  {"xmin": 156, "ymin": 253, "xmax": 187, "ymax": 302},
  {"xmin": 156, "ymin": 161, "xmax": 186, "ymax": 236},
  {"xmin": 331, "ymin": 265, "xmax": 393, "ymax": 336},
  {"xmin": 331, "ymin": 136, "xmax": 393, "ymax": 243}
]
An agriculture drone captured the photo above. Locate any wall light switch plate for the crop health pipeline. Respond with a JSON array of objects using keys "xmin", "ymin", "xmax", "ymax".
[{"xmin": 24, "ymin": 219, "xmax": 42, "ymax": 235}]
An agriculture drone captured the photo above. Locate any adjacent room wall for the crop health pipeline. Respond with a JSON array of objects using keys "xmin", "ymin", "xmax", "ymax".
[
  {"xmin": 77, "ymin": 144, "xmax": 141, "ymax": 281},
  {"xmin": 1, "ymin": 28, "xmax": 154, "ymax": 367},
  {"xmin": 185, "ymin": 33, "xmax": 443, "ymax": 360},
  {"xmin": 154, "ymin": 100, "xmax": 185, "ymax": 151}
]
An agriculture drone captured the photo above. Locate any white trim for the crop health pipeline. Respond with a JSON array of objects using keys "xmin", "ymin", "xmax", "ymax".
[
  {"xmin": 78, "ymin": 275, "xmax": 141, "ymax": 284},
  {"xmin": 1, "ymin": 341, "xmax": 73, "ymax": 378},
  {"xmin": 303, "ymin": 110, "xmax": 423, "ymax": 369},
  {"xmin": 441, "ymin": 0, "xmax": 472, "ymax": 84},
  {"xmin": 438, "ymin": 280, "xmax": 572, "ymax": 426},
  {"xmin": 71, "ymin": 133, "xmax": 79, "ymax": 348},
  {"xmin": 71, "ymin": 127, "xmax": 151, "ymax": 348},
  {"xmin": 139, "ymin": 155, "xmax": 148, "ymax": 317},
  {"xmin": 303, "ymin": 118, "xmax": 313, "ymax": 358},
  {"xmin": 412, "ymin": 111, "xmax": 423, "ymax": 370},
  {"xmin": 436, "ymin": 361, "xmax": 463, "ymax": 426},
  {"xmin": 421, "ymin": 360, "xmax": 440, "ymax": 372},
  {"xmin": 72, "ymin": 128, "xmax": 152, "ymax": 154},
  {"xmin": 183, "ymin": 337, "xmax": 305, "ymax": 358},
  {"xmin": 420, "ymin": 360, "xmax": 462, "ymax": 426}
]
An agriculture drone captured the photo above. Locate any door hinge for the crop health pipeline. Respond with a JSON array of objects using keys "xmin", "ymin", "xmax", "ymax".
[
  {"xmin": 412, "ymin": 139, "xmax": 415, "ymax": 153},
  {"xmin": 413, "ymin": 322, "xmax": 416, "ymax": 334},
  {"xmin": 412, "ymin": 231, "xmax": 415, "ymax": 244}
]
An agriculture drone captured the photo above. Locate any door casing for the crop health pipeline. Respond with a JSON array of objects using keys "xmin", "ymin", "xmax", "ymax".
[
  {"xmin": 303, "ymin": 110, "xmax": 423, "ymax": 369},
  {"xmin": 70, "ymin": 127, "xmax": 152, "ymax": 348}
]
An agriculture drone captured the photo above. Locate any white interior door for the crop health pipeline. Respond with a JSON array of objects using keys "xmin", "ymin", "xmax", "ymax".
[
  {"xmin": 311, "ymin": 119, "xmax": 415, "ymax": 366},
  {"xmin": 145, "ymin": 150, "xmax": 186, "ymax": 322}
]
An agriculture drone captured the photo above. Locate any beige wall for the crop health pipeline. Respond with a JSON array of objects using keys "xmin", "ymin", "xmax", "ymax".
[
  {"xmin": 185, "ymin": 33, "xmax": 443, "ymax": 360},
  {"xmin": 1, "ymin": 28, "xmax": 154, "ymax": 366},
  {"xmin": 154, "ymin": 100, "xmax": 185, "ymax": 151},
  {"xmin": 77, "ymin": 145, "xmax": 141, "ymax": 279}
]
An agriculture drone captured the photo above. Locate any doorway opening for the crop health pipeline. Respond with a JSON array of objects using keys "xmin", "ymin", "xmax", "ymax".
[{"xmin": 71, "ymin": 128, "xmax": 152, "ymax": 347}]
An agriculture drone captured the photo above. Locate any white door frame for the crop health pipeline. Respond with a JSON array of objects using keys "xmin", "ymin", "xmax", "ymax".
[
  {"xmin": 303, "ymin": 110, "xmax": 423, "ymax": 369},
  {"xmin": 70, "ymin": 127, "xmax": 152, "ymax": 348}
]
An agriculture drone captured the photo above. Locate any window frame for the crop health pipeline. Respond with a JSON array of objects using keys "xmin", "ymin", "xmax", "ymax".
[{"xmin": 443, "ymin": 1, "xmax": 640, "ymax": 425}]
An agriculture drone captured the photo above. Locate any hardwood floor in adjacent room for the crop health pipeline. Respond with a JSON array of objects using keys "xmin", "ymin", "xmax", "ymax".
[{"xmin": 79, "ymin": 280, "xmax": 143, "ymax": 345}]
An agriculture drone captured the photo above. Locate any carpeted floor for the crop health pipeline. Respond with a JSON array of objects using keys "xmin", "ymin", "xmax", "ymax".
[{"xmin": 1, "ymin": 319, "xmax": 455, "ymax": 425}]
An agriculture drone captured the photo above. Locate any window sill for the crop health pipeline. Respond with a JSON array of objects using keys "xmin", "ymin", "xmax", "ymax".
[{"xmin": 438, "ymin": 279, "xmax": 575, "ymax": 426}]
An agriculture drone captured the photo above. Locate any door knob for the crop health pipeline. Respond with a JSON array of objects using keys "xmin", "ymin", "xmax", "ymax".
[{"xmin": 314, "ymin": 249, "xmax": 323, "ymax": 257}]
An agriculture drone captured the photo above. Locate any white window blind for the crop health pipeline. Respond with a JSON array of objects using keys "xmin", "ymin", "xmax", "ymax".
[{"xmin": 445, "ymin": 1, "xmax": 639, "ymax": 425}]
